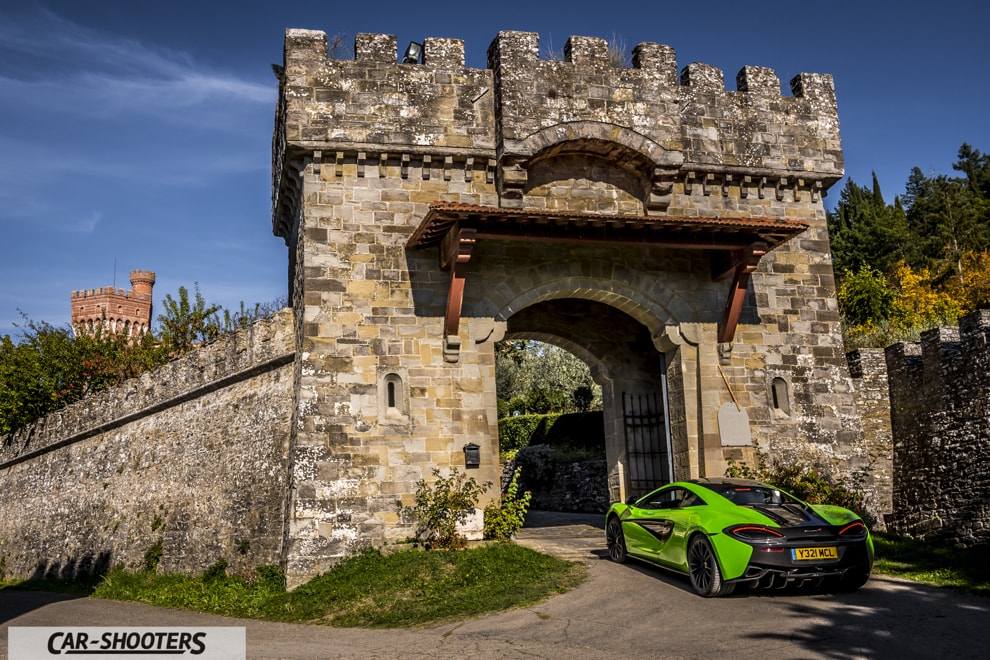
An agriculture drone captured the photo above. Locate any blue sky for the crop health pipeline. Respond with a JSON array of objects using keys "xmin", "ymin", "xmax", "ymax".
[{"xmin": 2, "ymin": 0, "xmax": 988, "ymax": 338}]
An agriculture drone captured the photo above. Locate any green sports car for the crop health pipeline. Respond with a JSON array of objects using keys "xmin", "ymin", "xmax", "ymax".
[{"xmin": 605, "ymin": 477, "xmax": 873, "ymax": 597}]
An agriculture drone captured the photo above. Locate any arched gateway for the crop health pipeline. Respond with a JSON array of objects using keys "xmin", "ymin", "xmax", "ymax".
[{"xmin": 272, "ymin": 30, "xmax": 863, "ymax": 586}]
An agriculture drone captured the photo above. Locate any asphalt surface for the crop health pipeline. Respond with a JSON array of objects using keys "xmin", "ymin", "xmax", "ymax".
[{"xmin": 3, "ymin": 511, "xmax": 989, "ymax": 659}]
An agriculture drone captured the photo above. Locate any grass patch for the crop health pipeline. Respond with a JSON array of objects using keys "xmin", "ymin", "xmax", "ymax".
[
  {"xmin": 0, "ymin": 574, "xmax": 103, "ymax": 597},
  {"xmin": 872, "ymin": 533, "xmax": 990, "ymax": 596},
  {"xmin": 275, "ymin": 544, "xmax": 583, "ymax": 627},
  {"xmin": 4, "ymin": 544, "xmax": 585, "ymax": 628}
]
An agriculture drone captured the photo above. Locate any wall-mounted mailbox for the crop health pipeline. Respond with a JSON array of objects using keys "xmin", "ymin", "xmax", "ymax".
[{"xmin": 463, "ymin": 443, "xmax": 481, "ymax": 468}]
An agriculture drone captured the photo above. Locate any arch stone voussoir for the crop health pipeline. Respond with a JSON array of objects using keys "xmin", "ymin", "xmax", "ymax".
[
  {"xmin": 490, "ymin": 275, "xmax": 680, "ymax": 332},
  {"xmin": 519, "ymin": 121, "xmax": 682, "ymax": 169}
]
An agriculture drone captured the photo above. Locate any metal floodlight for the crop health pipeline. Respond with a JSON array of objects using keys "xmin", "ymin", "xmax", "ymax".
[{"xmin": 402, "ymin": 41, "xmax": 423, "ymax": 64}]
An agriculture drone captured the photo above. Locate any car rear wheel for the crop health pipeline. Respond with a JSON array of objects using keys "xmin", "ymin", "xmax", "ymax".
[
  {"xmin": 836, "ymin": 566, "xmax": 870, "ymax": 592},
  {"xmin": 606, "ymin": 516, "xmax": 627, "ymax": 563},
  {"xmin": 688, "ymin": 536, "xmax": 735, "ymax": 597}
]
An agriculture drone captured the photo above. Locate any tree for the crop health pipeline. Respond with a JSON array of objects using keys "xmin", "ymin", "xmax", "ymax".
[
  {"xmin": 494, "ymin": 340, "xmax": 601, "ymax": 417},
  {"xmin": 943, "ymin": 250, "xmax": 990, "ymax": 313},
  {"xmin": 836, "ymin": 265, "xmax": 899, "ymax": 329},
  {"xmin": 827, "ymin": 175, "xmax": 911, "ymax": 280},
  {"xmin": 0, "ymin": 317, "xmax": 168, "ymax": 434},
  {"xmin": 219, "ymin": 298, "xmax": 286, "ymax": 333},
  {"xmin": 904, "ymin": 154, "xmax": 989, "ymax": 284},
  {"xmin": 953, "ymin": 143, "xmax": 990, "ymax": 199},
  {"xmin": 156, "ymin": 284, "xmax": 222, "ymax": 354},
  {"xmin": 495, "ymin": 340, "xmax": 533, "ymax": 402},
  {"xmin": 891, "ymin": 262, "xmax": 961, "ymax": 329}
]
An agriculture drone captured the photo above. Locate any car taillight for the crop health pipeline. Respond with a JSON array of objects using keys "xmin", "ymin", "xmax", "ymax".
[
  {"xmin": 726, "ymin": 525, "xmax": 784, "ymax": 542},
  {"xmin": 839, "ymin": 521, "xmax": 867, "ymax": 537}
]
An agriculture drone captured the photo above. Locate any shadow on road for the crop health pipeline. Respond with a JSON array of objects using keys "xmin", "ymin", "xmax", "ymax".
[
  {"xmin": 0, "ymin": 589, "xmax": 82, "ymax": 625},
  {"xmin": 522, "ymin": 509, "xmax": 604, "ymax": 530},
  {"xmin": 744, "ymin": 576, "xmax": 990, "ymax": 657}
]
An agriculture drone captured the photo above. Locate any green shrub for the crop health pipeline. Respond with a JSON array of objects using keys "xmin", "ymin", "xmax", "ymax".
[
  {"xmin": 202, "ymin": 559, "xmax": 229, "ymax": 582},
  {"xmin": 497, "ymin": 411, "xmax": 605, "ymax": 456},
  {"xmin": 507, "ymin": 396, "xmax": 528, "ymax": 416},
  {"xmin": 726, "ymin": 453, "xmax": 871, "ymax": 524},
  {"xmin": 484, "ymin": 467, "xmax": 532, "ymax": 541},
  {"xmin": 525, "ymin": 388, "xmax": 566, "ymax": 414},
  {"xmin": 572, "ymin": 385, "xmax": 595, "ymax": 412},
  {"xmin": 498, "ymin": 414, "xmax": 558, "ymax": 453},
  {"xmin": 251, "ymin": 565, "xmax": 285, "ymax": 591},
  {"xmin": 143, "ymin": 541, "xmax": 163, "ymax": 573},
  {"xmin": 398, "ymin": 468, "xmax": 491, "ymax": 549}
]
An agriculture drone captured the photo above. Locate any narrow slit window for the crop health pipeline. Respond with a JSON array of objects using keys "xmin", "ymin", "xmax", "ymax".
[
  {"xmin": 771, "ymin": 377, "xmax": 790, "ymax": 415},
  {"xmin": 382, "ymin": 372, "xmax": 406, "ymax": 422}
]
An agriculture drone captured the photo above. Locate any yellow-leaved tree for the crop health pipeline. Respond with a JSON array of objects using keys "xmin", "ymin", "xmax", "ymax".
[
  {"xmin": 890, "ymin": 261, "xmax": 962, "ymax": 329},
  {"xmin": 945, "ymin": 250, "xmax": 990, "ymax": 313}
]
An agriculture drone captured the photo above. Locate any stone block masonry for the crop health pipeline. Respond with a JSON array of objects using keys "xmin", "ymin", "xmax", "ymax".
[
  {"xmin": 0, "ymin": 27, "xmax": 873, "ymax": 589},
  {"xmin": 885, "ymin": 311, "xmax": 990, "ymax": 546},
  {"xmin": 846, "ymin": 348, "xmax": 893, "ymax": 527},
  {"xmin": 0, "ymin": 311, "xmax": 296, "ymax": 582},
  {"xmin": 273, "ymin": 29, "xmax": 865, "ymax": 586}
]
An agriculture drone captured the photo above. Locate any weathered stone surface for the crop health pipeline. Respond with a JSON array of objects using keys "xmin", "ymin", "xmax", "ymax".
[
  {"xmin": 503, "ymin": 455, "xmax": 610, "ymax": 514},
  {"xmin": 0, "ymin": 311, "xmax": 295, "ymax": 581},
  {"xmin": 271, "ymin": 29, "xmax": 861, "ymax": 585},
  {"xmin": 884, "ymin": 311, "xmax": 990, "ymax": 546},
  {"xmin": 846, "ymin": 348, "xmax": 894, "ymax": 527},
  {"xmin": 1, "ymin": 28, "xmax": 868, "ymax": 590}
]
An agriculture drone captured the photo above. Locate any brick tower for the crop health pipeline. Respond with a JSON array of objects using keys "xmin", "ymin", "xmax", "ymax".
[{"xmin": 71, "ymin": 270, "xmax": 156, "ymax": 337}]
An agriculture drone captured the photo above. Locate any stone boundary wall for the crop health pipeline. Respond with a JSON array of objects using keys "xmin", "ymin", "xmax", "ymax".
[
  {"xmin": 505, "ymin": 448, "xmax": 610, "ymax": 514},
  {"xmin": 884, "ymin": 311, "xmax": 990, "ymax": 546},
  {"xmin": 845, "ymin": 348, "xmax": 893, "ymax": 527},
  {"xmin": 0, "ymin": 310, "xmax": 297, "ymax": 581}
]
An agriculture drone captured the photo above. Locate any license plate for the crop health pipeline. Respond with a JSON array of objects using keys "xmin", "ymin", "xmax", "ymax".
[{"xmin": 792, "ymin": 546, "xmax": 838, "ymax": 561}]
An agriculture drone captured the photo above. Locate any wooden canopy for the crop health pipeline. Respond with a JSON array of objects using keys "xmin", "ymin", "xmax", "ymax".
[{"xmin": 407, "ymin": 202, "xmax": 809, "ymax": 350}]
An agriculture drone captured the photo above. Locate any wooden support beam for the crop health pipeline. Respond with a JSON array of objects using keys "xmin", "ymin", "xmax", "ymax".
[
  {"xmin": 718, "ymin": 243, "xmax": 767, "ymax": 344},
  {"xmin": 440, "ymin": 225, "xmax": 477, "ymax": 357}
]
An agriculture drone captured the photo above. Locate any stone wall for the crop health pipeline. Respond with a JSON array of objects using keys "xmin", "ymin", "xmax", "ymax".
[
  {"xmin": 846, "ymin": 348, "xmax": 894, "ymax": 526},
  {"xmin": 270, "ymin": 28, "xmax": 863, "ymax": 584},
  {"xmin": 0, "ymin": 311, "xmax": 296, "ymax": 582},
  {"xmin": 503, "ymin": 452, "xmax": 610, "ymax": 514},
  {"xmin": 274, "ymin": 30, "xmax": 503, "ymax": 587},
  {"xmin": 885, "ymin": 311, "xmax": 990, "ymax": 546}
]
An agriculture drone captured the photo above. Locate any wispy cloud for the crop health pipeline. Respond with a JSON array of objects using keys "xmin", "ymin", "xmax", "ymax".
[
  {"xmin": 0, "ymin": 7, "xmax": 273, "ymax": 124},
  {"xmin": 69, "ymin": 211, "xmax": 101, "ymax": 233}
]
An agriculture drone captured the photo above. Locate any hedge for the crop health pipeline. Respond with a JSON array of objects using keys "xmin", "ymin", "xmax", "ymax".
[{"xmin": 498, "ymin": 411, "xmax": 605, "ymax": 453}]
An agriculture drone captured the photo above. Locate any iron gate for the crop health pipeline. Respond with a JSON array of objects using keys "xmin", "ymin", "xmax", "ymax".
[{"xmin": 623, "ymin": 391, "xmax": 673, "ymax": 497}]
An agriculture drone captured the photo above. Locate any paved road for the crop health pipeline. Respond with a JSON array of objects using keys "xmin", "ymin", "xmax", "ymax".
[{"xmin": 3, "ymin": 512, "xmax": 988, "ymax": 659}]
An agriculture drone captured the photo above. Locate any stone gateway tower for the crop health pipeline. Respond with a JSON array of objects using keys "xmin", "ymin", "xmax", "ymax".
[{"xmin": 272, "ymin": 29, "xmax": 863, "ymax": 586}]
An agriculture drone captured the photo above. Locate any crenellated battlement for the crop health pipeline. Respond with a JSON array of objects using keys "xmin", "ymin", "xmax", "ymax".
[
  {"xmin": 884, "ymin": 310, "xmax": 990, "ymax": 545},
  {"xmin": 70, "ymin": 268, "xmax": 155, "ymax": 339},
  {"xmin": 280, "ymin": 29, "xmax": 838, "ymax": 126},
  {"xmin": 71, "ymin": 287, "xmax": 151, "ymax": 301},
  {"xmin": 885, "ymin": 311, "xmax": 990, "ymax": 385},
  {"xmin": 273, "ymin": 29, "xmax": 843, "ymax": 236},
  {"xmin": 485, "ymin": 30, "xmax": 836, "ymax": 101}
]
